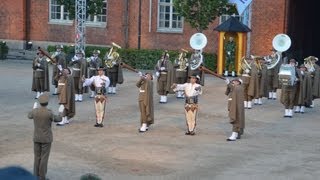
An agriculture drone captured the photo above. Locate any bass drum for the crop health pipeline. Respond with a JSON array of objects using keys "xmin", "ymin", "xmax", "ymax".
[{"xmin": 278, "ymin": 64, "xmax": 296, "ymax": 86}]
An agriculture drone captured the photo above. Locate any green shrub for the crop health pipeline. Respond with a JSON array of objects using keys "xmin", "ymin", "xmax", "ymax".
[
  {"xmin": 0, "ymin": 41, "xmax": 9, "ymax": 60},
  {"xmin": 47, "ymin": 45, "xmax": 217, "ymax": 70}
]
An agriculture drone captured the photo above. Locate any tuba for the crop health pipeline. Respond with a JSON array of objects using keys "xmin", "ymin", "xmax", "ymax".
[
  {"xmin": 267, "ymin": 34, "xmax": 291, "ymax": 69},
  {"xmin": 189, "ymin": 33, "xmax": 207, "ymax": 70},
  {"xmin": 304, "ymin": 56, "xmax": 318, "ymax": 72},
  {"xmin": 240, "ymin": 56, "xmax": 252, "ymax": 73},
  {"xmin": 105, "ymin": 42, "xmax": 121, "ymax": 68},
  {"xmin": 175, "ymin": 48, "xmax": 189, "ymax": 71}
]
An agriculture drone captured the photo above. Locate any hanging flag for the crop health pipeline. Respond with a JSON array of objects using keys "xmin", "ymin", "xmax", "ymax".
[{"xmin": 228, "ymin": 0, "xmax": 253, "ymax": 15}]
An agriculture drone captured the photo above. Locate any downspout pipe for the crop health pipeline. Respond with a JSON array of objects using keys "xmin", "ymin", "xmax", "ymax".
[{"xmin": 25, "ymin": 0, "xmax": 31, "ymax": 50}]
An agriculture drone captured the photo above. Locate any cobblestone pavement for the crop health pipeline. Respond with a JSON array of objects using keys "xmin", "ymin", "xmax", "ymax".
[{"xmin": 0, "ymin": 60, "xmax": 320, "ymax": 180}]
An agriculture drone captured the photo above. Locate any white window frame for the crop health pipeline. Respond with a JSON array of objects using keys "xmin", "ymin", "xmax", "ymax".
[
  {"xmin": 157, "ymin": 0, "xmax": 183, "ymax": 33},
  {"xmin": 48, "ymin": 0, "xmax": 107, "ymax": 27},
  {"xmin": 49, "ymin": 0, "xmax": 73, "ymax": 25},
  {"xmin": 86, "ymin": 0, "xmax": 107, "ymax": 27},
  {"xmin": 219, "ymin": 14, "xmax": 244, "ymax": 25}
]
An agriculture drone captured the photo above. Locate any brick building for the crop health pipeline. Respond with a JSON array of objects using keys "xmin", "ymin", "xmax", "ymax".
[{"xmin": 0, "ymin": 0, "xmax": 318, "ymax": 59}]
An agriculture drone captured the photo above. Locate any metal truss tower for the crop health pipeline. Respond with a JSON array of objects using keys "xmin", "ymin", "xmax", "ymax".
[{"xmin": 75, "ymin": 0, "xmax": 86, "ymax": 53}]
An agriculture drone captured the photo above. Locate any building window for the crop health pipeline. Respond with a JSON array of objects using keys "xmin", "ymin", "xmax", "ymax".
[
  {"xmin": 86, "ymin": 0, "xmax": 107, "ymax": 27},
  {"xmin": 157, "ymin": 0, "xmax": 183, "ymax": 33},
  {"xmin": 49, "ymin": 0, "xmax": 107, "ymax": 27}
]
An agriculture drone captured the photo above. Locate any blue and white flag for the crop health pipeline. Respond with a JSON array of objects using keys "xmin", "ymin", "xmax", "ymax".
[{"xmin": 228, "ymin": 0, "xmax": 253, "ymax": 15}]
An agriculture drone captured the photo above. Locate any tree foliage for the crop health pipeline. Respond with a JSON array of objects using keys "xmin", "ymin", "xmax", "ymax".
[
  {"xmin": 57, "ymin": 0, "xmax": 104, "ymax": 19},
  {"xmin": 173, "ymin": 0, "xmax": 237, "ymax": 32}
]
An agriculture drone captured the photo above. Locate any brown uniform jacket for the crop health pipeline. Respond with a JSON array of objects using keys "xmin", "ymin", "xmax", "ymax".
[
  {"xmin": 229, "ymin": 85, "xmax": 245, "ymax": 129},
  {"xmin": 28, "ymin": 107, "xmax": 62, "ymax": 143},
  {"xmin": 58, "ymin": 75, "xmax": 75, "ymax": 118},
  {"xmin": 136, "ymin": 78, "xmax": 154, "ymax": 125}
]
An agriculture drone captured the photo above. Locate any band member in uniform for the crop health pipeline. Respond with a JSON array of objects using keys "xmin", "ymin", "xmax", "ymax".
[
  {"xmin": 172, "ymin": 74, "xmax": 202, "ymax": 135},
  {"xmin": 104, "ymin": 43, "xmax": 123, "ymax": 94},
  {"xmin": 83, "ymin": 67, "xmax": 110, "ymax": 127},
  {"xmin": 265, "ymin": 49, "xmax": 281, "ymax": 100},
  {"xmin": 28, "ymin": 93, "xmax": 62, "ymax": 180},
  {"xmin": 294, "ymin": 64, "xmax": 313, "ymax": 113},
  {"xmin": 225, "ymin": 78, "xmax": 245, "ymax": 141},
  {"xmin": 173, "ymin": 49, "xmax": 189, "ymax": 98},
  {"xmin": 32, "ymin": 50, "xmax": 50, "ymax": 99},
  {"xmin": 51, "ymin": 45, "xmax": 66, "ymax": 95},
  {"xmin": 307, "ymin": 56, "xmax": 320, "ymax": 107},
  {"xmin": 69, "ymin": 51, "xmax": 88, "ymax": 102},
  {"xmin": 136, "ymin": 72, "xmax": 154, "ymax": 132},
  {"xmin": 240, "ymin": 56, "xmax": 253, "ymax": 109},
  {"xmin": 258, "ymin": 57, "xmax": 268, "ymax": 105},
  {"xmin": 188, "ymin": 49, "xmax": 205, "ymax": 86},
  {"xmin": 248, "ymin": 56, "xmax": 262, "ymax": 106},
  {"xmin": 87, "ymin": 49, "xmax": 103, "ymax": 98},
  {"xmin": 280, "ymin": 59, "xmax": 298, "ymax": 118},
  {"xmin": 224, "ymin": 36, "xmax": 236, "ymax": 77},
  {"xmin": 56, "ymin": 68, "xmax": 75, "ymax": 126},
  {"xmin": 155, "ymin": 50, "xmax": 174, "ymax": 103}
]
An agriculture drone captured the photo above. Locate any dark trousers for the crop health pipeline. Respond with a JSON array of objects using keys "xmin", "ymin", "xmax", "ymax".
[
  {"xmin": 34, "ymin": 142, "xmax": 52, "ymax": 180},
  {"xmin": 35, "ymin": 77, "xmax": 44, "ymax": 92},
  {"xmin": 109, "ymin": 72, "xmax": 118, "ymax": 87}
]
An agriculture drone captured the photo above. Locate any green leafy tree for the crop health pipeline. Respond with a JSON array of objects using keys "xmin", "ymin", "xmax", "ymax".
[
  {"xmin": 173, "ymin": 0, "xmax": 237, "ymax": 32},
  {"xmin": 57, "ymin": 0, "xmax": 104, "ymax": 19}
]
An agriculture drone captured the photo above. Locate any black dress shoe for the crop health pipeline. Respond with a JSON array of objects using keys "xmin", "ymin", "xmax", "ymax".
[
  {"xmin": 139, "ymin": 129, "xmax": 146, "ymax": 133},
  {"xmin": 94, "ymin": 123, "xmax": 99, "ymax": 127},
  {"xmin": 190, "ymin": 131, "xmax": 195, "ymax": 136},
  {"xmin": 227, "ymin": 138, "xmax": 236, "ymax": 141},
  {"xmin": 99, "ymin": 124, "xmax": 104, "ymax": 127},
  {"xmin": 185, "ymin": 131, "xmax": 190, "ymax": 135},
  {"xmin": 52, "ymin": 93, "xmax": 58, "ymax": 95},
  {"xmin": 237, "ymin": 134, "xmax": 241, "ymax": 139}
]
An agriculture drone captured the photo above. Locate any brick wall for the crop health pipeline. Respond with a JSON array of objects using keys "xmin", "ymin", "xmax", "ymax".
[
  {"xmin": 0, "ymin": 0, "xmax": 286, "ymax": 55},
  {"xmin": 250, "ymin": 0, "xmax": 286, "ymax": 56}
]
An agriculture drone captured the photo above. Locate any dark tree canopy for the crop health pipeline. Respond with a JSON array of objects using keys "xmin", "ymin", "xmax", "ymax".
[{"xmin": 173, "ymin": 0, "xmax": 237, "ymax": 32}]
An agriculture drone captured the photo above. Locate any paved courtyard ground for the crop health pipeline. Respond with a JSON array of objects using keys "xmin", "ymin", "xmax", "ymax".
[{"xmin": 0, "ymin": 60, "xmax": 320, "ymax": 180}]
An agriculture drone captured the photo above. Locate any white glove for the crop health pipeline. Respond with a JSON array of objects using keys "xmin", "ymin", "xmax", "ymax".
[
  {"xmin": 160, "ymin": 67, "xmax": 165, "ymax": 71},
  {"xmin": 58, "ymin": 105, "xmax": 64, "ymax": 113},
  {"xmin": 37, "ymin": 63, "xmax": 41, "ymax": 67},
  {"xmin": 155, "ymin": 72, "xmax": 160, "ymax": 77},
  {"xmin": 57, "ymin": 65, "xmax": 62, "ymax": 71},
  {"xmin": 225, "ymin": 78, "xmax": 230, "ymax": 84},
  {"xmin": 112, "ymin": 61, "xmax": 117, "ymax": 65},
  {"xmin": 33, "ymin": 102, "xmax": 38, "ymax": 109},
  {"xmin": 227, "ymin": 51, "xmax": 231, "ymax": 55},
  {"xmin": 138, "ymin": 71, "xmax": 143, "ymax": 77},
  {"xmin": 72, "ymin": 55, "xmax": 78, "ymax": 61},
  {"xmin": 245, "ymin": 69, "xmax": 250, "ymax": 73}
]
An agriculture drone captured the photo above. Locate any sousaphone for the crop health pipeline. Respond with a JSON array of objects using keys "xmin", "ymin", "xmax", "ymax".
[
  {"xmin": 189, "ymin": 33, "xmax": 208, "ymax": 70},
  {"xmin": 267, "ymin": 34, "xmax": 292, "ymax": 69}
]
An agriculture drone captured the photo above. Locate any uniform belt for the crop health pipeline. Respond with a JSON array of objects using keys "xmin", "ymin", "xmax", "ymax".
[
  {"xmin": 139, "ymin": 90, "xmax": 145, "ymax": 93},
  {"xmin": 89, "ymin": 68, "xmax": 96, "ymax": 70},
  {"xmin": 176, "ymin": 69, "xmax": 187, "ymax": 72},
  {"xmin": 36, "ymin": 69, "xmax": 44, "ymax": 71},
  {"xmin": 242, "ymin": 74, "xmax": 250, "ymax": 77},
  {"xmin": 228, "ymin": 98, "xmax": 232, "ymax": 101},
  {"xmin": 160, "ymin": 72, "xmax": 167, "ymax": 74},
  {"xmin": 73, "ymin": 68, "xmax": 80, "ymax": 71},
  {"xmin": 58, "ymin": 83, "xmax": 65, "ymax": 85}
]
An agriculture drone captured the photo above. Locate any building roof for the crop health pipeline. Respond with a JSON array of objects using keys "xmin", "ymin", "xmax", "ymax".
[{"xmin": 214, "ymin": 16, "xmax": 251, "ymax": 32}]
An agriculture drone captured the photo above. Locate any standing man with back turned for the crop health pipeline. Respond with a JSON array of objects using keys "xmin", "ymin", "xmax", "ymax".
[{"xmin": 28, "ymin": 93, "xmax": 62, "ymax": 180}]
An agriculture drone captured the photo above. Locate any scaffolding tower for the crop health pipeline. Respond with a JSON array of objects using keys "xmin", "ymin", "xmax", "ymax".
[{"xmin": 75, "ymin": 0, "xmax": 86, "ymax": 53}]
